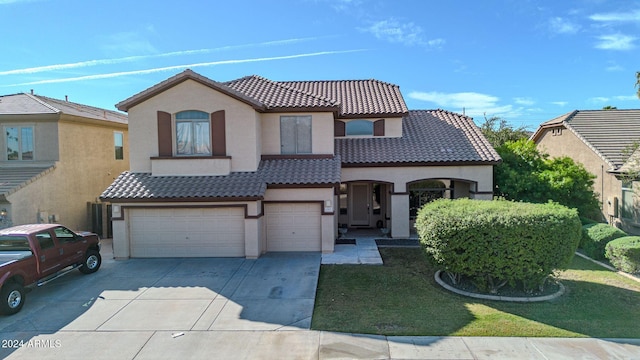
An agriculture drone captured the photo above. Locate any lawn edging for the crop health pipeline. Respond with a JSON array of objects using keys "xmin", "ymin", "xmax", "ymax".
[
  {"xmin": 434, "ymin": 270, "xmax": 565, "ymax": 302},
  {"xmin": 574, "ymin": 251, "xmax": 640, "ymax": 284}
]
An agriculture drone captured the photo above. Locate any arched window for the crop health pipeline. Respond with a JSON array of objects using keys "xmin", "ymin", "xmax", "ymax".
[{"xmin": 175, "ymin": 110, "xmax": 211, "ymax": 155}]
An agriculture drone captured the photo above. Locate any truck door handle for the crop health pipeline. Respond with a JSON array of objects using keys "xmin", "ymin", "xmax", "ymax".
[
  {"xmin": 40, "ymin": 255, "xmax": 46, "ymax": 261},
  {"xmin": 59, "ymin": 249, "xmax": 64, "ymax": 255}
]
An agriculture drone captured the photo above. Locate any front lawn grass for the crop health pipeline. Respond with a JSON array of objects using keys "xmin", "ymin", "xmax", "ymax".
[{"xmin": 312, "ymin": 248, "xmax": 640, "ymax": 337}]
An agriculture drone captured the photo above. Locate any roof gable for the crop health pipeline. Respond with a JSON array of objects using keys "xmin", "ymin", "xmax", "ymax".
[
  {"xmin": 532, "ymin": 109, "xmax": 640, "ymax": 169},
  {"xmin": 116, "ymin": 69, "xmax": 266, "ymax": 112},
  {"xmin": 117, "ymin": 70, "xmax": 409, "ymax": 118}
]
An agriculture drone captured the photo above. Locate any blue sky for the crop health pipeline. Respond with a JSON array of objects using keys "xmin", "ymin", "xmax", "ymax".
[{"xmin": 1, "ymin": 0, "xmax": 639, "ymax": 130}]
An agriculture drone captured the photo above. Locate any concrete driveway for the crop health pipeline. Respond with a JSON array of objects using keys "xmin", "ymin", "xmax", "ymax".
[{"xmin": 0, "ymin": 241, "xmax": 321, "ymax": 358}]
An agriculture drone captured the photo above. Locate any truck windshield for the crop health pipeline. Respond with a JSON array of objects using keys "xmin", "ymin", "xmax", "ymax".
[{"xmin": 0, "ymin": 236, "xmax": 31, "ymax": 251}]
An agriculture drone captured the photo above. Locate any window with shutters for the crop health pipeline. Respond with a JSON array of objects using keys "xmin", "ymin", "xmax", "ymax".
[
  {"xmin": 175, "ymin": 110, "xmax": 211, "ymax": 156},
  {"xmin": 156, "ymin": 110, "xmax": 225, "ymax": 159}
]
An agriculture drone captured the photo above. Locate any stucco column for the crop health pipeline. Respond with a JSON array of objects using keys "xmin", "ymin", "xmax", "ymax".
[
  {"xmin": 391, "ymin": 193, "xmax": 410, "ymax": 238},
  {"xmin": 111, "ymin": 219, "xmax": 130, "ymax": 259},
  {"xmin": 321, "ymin": 214, "xmax": 335, "ymax": 253},
  {"xmin": 244, "ymin": 218, "xmax": 260, "ymax": 259}
]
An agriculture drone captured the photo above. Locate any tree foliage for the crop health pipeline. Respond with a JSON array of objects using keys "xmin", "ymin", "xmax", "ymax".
[
  {"xmin": 479, "ymin": 116, "xmax": 530, "ymax": 148},
  {"xmin": 636, "ymin": 71, "xmax": 640, "ymax": 99},
  {"xmin": 494, "ymin": 139, "xmax": 601, "ymax": 219}
]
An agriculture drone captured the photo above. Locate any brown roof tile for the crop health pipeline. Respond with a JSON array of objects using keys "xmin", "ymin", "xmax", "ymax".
[
  {"xmin": 0, "ymin": 166, "xmax": 56, "ymax": 199},
  {"xmin": 532, "ymin": 109, "xmax": 640, "ymax": 169},
  {"xmin": 336, "ymin": 110, "xmax": 500, "ymax": 165},
  {"xmin": 100, "ymin": 157, "xmax": 341, "ymax": 201}
]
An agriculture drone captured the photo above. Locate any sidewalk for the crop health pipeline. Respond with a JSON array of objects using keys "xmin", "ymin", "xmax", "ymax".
[{"xmin": 3, "ymin": 330, "xmax": 640, "ymax": 359}]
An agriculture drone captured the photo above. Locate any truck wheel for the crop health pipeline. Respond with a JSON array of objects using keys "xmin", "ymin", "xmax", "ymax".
[
  {"xmin": 0, "ymin": 282, "xmax": 25, "ymax": 315},
  {"xmin": 79, "ymin": 250, "xmax": 101, "ymax": 274}
]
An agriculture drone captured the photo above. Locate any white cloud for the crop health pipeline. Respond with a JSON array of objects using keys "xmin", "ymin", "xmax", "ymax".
[
  {"xmin": 408, "ymin": 91, "xmax": 515, "ymax": 118},
  {"xmin": 100, "ymin": 32, "xmax": 157, "ymax": 56},
  {"xmin": 552, "ymin": 101, "xmax": 568, "ymax": 106},
  {"xmin": 605, "ymin": 63, "xmax": 624, "ymax": 72},
  {"xmin": 595, "ymin": 33, "xmax": 636, "ymax": 50},
  {"xmin": 549, "ymin": 17, "xmax": 581, "ymax": 34},
  {"xmin": 614, "ymin": 95, "xmax": 639, "ymax": 101},
  {"xmin": 589, "ymin": 96, "xmax": 610, "ymax": 103},
  {"xmin": 514, "ymin": 97, "xmax": 535, "ymax": 106},
  {"xmin": 360, "ymin": 18, "xmax": 444, "ymax": 48},
  {"xmin": 589, "ymin": 10, "xmax": 640, "ymax": 22}
]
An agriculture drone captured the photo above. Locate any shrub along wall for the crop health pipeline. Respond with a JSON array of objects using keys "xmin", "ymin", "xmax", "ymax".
[
  {"xmin": 581, "ymin": 223, "xmax": 627, "ymax": 260},
  {"xmin": 605, "ymin": 236, "xmax": 640, "ymax": 274},
  {"xmin": 416, "ymin": 198, "xmax": 581, "ymax": 293}
]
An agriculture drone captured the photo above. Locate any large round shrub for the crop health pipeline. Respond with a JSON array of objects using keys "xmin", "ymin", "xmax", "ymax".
[
  {"xmin": 605, "ymin": 236, "xmax": 640, "ymax": 274},
  {"xmin": 416, "ymin": 199, "xmax": 581, "ymax": 293},
  {"xmin": 580, "ymin": 223, "xmax": 626, "ymax": 260}
]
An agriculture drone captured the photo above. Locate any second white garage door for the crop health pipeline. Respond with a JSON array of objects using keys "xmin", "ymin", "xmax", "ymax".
[
  {"xmin": 265, "ymin": 203, "xmax": 321, "ymax": 252},
  {"xmin": 129, "ymin": 207, "xmax": 245, "ymax": 257}
]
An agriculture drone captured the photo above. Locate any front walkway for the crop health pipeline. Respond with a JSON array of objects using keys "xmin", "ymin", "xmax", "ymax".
[{"xmin": 322, "ymin": 229, "xmax": 419, "ymax": 265}]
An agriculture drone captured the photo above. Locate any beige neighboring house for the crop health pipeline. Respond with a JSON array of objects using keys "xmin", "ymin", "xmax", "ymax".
[
  {"xmin": 101, "ymin": 69, "xmax": 500, "ymax": 259},
  {"xmin": 0, "ymin": 93, "xmax": 129, "ymax": 235},
  {"xmin": 531, "ymin": 109, "xmax": 640, "ymax": 233}
]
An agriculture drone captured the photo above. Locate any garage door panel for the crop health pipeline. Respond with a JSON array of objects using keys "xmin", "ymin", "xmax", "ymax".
[
  {"xmin": 265, "ymin": 203, "xmax": 321, "ymax": 252},
  {"xmin": 130, "ymin": 208, "xmax": 245, "ymax": 258}
]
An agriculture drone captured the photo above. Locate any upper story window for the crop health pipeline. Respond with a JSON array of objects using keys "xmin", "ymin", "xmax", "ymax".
[
  {"xmin": 346, "ymin": 120, "xmax": 374, "ymax": 136},
  {"xmin": 175, "ymin": 111, "xmax": 211, "ymax": 156},
  {"xmin": 280, "ymin": 115, "xmax": 312, "ymax": 154},
  {"xmin": 114, "ymin": 132, "xmax": 124, "ymax": 160},
  {"xmin": 5, "ymin": 126, "xmax": 34, "ymax": 161}
]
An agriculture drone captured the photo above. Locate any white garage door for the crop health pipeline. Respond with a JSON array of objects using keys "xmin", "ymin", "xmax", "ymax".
[
  {"xmin": 129, "ymin": 207, "xmax": 245, "ymax": 257},
  {"xmin": 265, "ymin": 203, "xmax": 321, "ymax": 252}
]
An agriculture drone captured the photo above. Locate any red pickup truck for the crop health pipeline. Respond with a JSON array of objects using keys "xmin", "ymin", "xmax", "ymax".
[{"xmin": 0, "ymin": 224, "xmax": 101, "ymax": 315}]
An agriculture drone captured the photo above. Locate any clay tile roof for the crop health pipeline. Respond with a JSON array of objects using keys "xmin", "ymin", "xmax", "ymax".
[
  {"xmin": 0, "ymin": 166, "xmax": 56, "ymax": 199},
  {"xmin": 336, "ymin": 110, "xmax": 501, "ymax": 165},
  {"xmin": 223, "ymin": 76, "xmax": 338, "ymax": 112},
  {"xmin": 532, "ymin": 109, "xmax": 640, "ymax": 169},
  {"xmin": 0, "ymin": 93, "xmax": 127, "ymax": 124},
  {"xmin": 100, "ymin": 157, "xmax": 341, "ymax": 201},
  {"xmin": 281, "ymin": 79, "xmax": 409, "ymax": 117},
  {"xmin": 260, "ymin": 156, "xmax": 342, "ymax": 185}
]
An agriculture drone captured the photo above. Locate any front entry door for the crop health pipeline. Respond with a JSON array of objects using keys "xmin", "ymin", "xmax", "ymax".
[{"xmin": 350, "ymin": 183, "xmax": 370, "ymax": 226}]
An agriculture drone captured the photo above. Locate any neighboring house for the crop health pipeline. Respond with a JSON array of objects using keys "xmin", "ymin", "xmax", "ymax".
[
  {"xmin": 531, "ymin": 109, "xmax": 640, "ymax": 233},
  {"xmin": 0, "ymin": 93, "xmax": 129, "ymax": 235},
  {"xmin": 101, "ymin": 69, "xmax": 499, "ymax": 259}
]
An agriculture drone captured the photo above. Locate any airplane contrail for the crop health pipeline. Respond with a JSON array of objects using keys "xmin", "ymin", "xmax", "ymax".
[
  {"xmin": 0, "ymin": 37, "xmax": 328, "ymax": 76},
  {"xmin": 4, "ymin": 49, "xmax": 367, "ymax": 86}
]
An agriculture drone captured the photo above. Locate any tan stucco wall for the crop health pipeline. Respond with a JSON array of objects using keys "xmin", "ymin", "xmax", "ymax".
[
  {"xmin": 535, "ymin": 127, "xmax": 617, "ymax": 219},
  {"xmin": 7, "ymin": 116, "xmax": 128, "ymax": 230},
  {"xmin": 127, "ymin": 79, "xmax": 260, "ymax": 173},
  {"xmin": 341, "ymin": 165, "xmax": 494, "ymax": 193},
  {"xmin": 261, "ymin": 112, "xmax": 335, "ymax": 155}
]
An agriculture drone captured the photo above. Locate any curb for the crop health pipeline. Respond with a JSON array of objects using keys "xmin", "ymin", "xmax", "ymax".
[{"xmin": 434, "ymin": 270, "xmax": 565, "ymax": 302}]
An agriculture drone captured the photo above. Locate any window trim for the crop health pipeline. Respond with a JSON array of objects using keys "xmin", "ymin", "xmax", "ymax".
[
  {"xmin": 114, "ymin": 131, "xmax": 124, "ymax": 160},
  {"xmin": 174, "ymin": 110, "xmax": 212, "ymax": 156},
  {"xmin": 5, "ymin": 125, "xmax": 35, "ymax": 161},
  {"xmin": 280, "ymin": 115, "xmax": 312, "ymax": 154}
]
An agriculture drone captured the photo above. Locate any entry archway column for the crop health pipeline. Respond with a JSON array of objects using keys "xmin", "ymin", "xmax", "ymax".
[{"xmin": 390, "ymin": 191, "xmax": 410, "ymax": 238}]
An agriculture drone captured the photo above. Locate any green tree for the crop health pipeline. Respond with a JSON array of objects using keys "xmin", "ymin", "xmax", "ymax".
[
  {"xmin": 494, "ymin": 139, "xmax": 601, "ymax": 219},
  {"xmin": 636, "ymin": 71, "xmax": 640, "ymax": 99},
  {"xmin": 479, "ymin": 115, "xmax": 530, "ymax": 148},
  {"xmin": 602, "ymin": 105, "xmax": 617, "ymax": 110}
]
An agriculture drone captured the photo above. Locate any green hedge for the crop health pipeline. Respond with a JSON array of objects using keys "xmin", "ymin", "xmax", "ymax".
[
  {"xmin": 605, "ymin": 236, "xmax": 640, "ymax": 274},
  {"xmin": 416, "ymin": 199, "xmax": 581, "ymax": 293},
  {"xmin": 580, "ymin": 223, "xmax": 626, "ymax": 260}
]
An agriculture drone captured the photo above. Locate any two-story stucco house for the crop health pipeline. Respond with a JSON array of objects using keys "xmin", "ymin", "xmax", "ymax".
[
  {"xmin": 101, "ymin": 69, "xmax": 499, "ymax": 259},
  {"xmin": 0, "ymin": 93, "xmax": 129, "ymax": 234},
  {"xmin": 531, "ymin": 109, "xmax": 640, "ymax": 233}
]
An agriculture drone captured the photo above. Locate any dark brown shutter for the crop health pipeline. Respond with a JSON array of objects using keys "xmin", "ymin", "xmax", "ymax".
[
  {"xmin": 334, "ymin": 120, "xmax": 345, "ymax": 137},
  {"xmin": 157, "ymin": 111, "xmax": 172, "ymax": 157},
  {"xmin": 374, "ymin": 119, "xmax": 385, "ymax": 136},
  {"xmin": 211, "ymin": 110, "xmax": 226, "ymax": 156}
]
